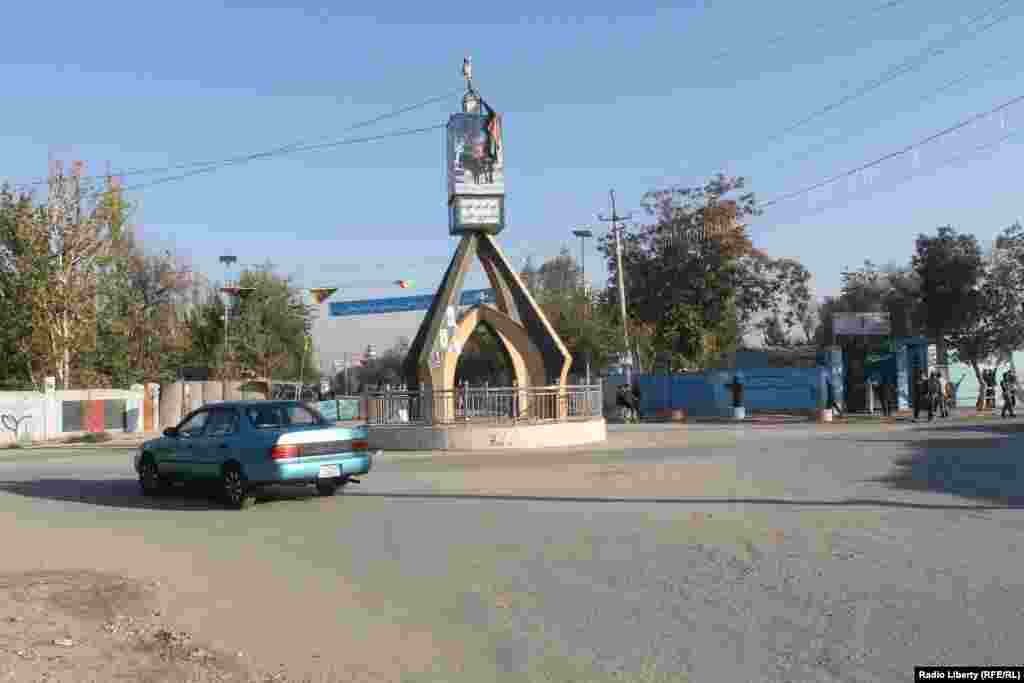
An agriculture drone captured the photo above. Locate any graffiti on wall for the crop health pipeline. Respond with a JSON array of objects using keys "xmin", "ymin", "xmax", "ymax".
[{"xmin": 1, "ymin": 404, "xmax": 33, "ymax": 442}]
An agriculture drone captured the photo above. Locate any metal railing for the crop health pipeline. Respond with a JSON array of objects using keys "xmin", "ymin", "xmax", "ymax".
[{"xmin": 365, "ymin": 384, "xmax": 604, "ymax": 426}]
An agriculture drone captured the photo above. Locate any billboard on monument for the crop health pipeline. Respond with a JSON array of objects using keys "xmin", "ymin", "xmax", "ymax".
[{"xmin": 447, "ymin": 111, "xmax": 505, "ymax": 235}]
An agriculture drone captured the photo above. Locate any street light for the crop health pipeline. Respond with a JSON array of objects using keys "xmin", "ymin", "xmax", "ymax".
[
  {"xmin": 218, "ymin": 254, "xmax": 238, "ymax": 374},
  {"xmin": 571, "ymin": 228, "xmax": 593, "ymax": 291},
  {"xmin": 571, "ymin": 228, "xmax": 595, "ymax": 384}
]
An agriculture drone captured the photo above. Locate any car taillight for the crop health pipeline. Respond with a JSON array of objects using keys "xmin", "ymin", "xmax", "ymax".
[
  {"xmin": 351, "ymin": 439, "xmax": 369, "ymax": 451},
  {"xmin": 270, "ymin": 444, "xmax": 300, "ymax": 460}
]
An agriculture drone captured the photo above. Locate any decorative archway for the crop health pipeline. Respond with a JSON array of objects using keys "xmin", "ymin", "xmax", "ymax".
[
  {"xmin": 404, "ymin": 232, "xmax": 571, "ymax": 395},
  {"xmin": 444, "ymin": 304, "xmax": 545, "ymax": 391}
]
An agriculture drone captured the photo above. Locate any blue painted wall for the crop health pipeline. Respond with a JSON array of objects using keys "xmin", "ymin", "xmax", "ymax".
[
  {"xmin": 636, "ymin": 368, "xmax": 827, "ymax": 416},
  {"xmin": 638, "ymin": 372, "xmax": 727, "ymax": 417}
]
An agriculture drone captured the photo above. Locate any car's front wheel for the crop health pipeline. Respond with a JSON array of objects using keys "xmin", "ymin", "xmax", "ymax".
[
  {"xmin": 138, "ymin": 456, "xmax": 168, "ymax": 496},
  {"xmin": 222, "ymin": 464, "xmax": 255, "ymax": 510}
]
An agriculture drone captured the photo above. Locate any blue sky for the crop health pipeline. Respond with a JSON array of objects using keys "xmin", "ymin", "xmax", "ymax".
[{"xmin": 2, "ymin": 0, "xmax": 1022, "ymax": 303}]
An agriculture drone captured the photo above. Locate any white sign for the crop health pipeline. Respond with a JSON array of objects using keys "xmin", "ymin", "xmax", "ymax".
[
  {"xmin": 453, "ymin": 196, "xmax": 502, "ymax": 225},
  {"xmin": 833, "ymin": 312, "xmax": 891, "ymax": 336},
  {"xmin": 445, "ymin": 305, "xmax": 457, "ymax": 329},
  {"xmin": 438, "ymin": 327, "xmax": 449, "ymax": 349}
]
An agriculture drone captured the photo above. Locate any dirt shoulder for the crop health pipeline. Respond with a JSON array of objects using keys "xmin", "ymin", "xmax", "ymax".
[{"xmin": 0, "ymin": 570, "xmax": 272, "ymax": 683}]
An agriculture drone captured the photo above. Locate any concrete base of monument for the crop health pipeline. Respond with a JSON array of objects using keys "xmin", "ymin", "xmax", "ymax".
[{"xmin": 368, "ymin": 418, "xmax": 607, "ymax": 451}]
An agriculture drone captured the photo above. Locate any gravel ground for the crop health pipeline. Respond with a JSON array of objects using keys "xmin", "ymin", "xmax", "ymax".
[{"xmin": 1, "ymin": 420, "xmax": 1022, "ymax": 682}]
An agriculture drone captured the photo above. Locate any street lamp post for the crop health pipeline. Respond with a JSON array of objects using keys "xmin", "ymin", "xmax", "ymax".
[
  {"xmin": 571, "ymin": 228, "xmax": 593, "ymax": 291},
  {"xmin": 571, "ymin": 228, "xmax": 594, "ymax": 384},
  {"xmin": 218, "ymin": 254, "xmax": 238, "ymax": 373}
]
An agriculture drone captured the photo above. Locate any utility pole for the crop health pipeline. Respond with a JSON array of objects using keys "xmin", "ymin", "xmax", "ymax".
[{"xmin": 598, "ymin": 190, "xmax": 633, "ymax": 379}]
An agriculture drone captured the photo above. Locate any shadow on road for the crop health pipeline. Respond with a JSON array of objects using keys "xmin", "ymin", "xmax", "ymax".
[
  {"xmin": 864, "ymin": 421, "xmax": 1024, "ymax": 506},
  {"xmin": 347, "ymin": 491, "xmax": 1018, "ymax": 510},
  {"xmin": 0, "ymin": 478, "xmax": 315, "ymax": 511}
]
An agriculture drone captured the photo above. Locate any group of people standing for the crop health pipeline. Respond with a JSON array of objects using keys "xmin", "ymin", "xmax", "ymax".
[
  {"xmin": 912, "ymin": 370, "xmax": 955, "ymax": 422},
  {"xmin": 975, "ymin": 368, "xmax": 1018, "ymax": 418}
]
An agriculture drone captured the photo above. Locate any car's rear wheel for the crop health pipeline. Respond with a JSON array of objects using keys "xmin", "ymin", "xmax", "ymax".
[
  {"xmin": 222, "ymin": 464, "xmax": 255, "ymax": 510},
  {"xmin": 315, "ymin": 478, "xmax": 343, "ymax": 497},
  {"xmin": 139, "ymin": 456, "xmax": 168, "ymax": 496}
]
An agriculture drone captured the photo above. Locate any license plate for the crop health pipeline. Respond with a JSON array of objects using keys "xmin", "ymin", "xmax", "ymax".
[{"xmin": 318, "ymin": 464, "xmax": 341, "ymax": 479}]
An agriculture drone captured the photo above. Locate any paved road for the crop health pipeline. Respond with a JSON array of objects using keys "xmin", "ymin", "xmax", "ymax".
[{"xmin": 2, "ymin": 421, "xmax": 1023, "ymax": 682}]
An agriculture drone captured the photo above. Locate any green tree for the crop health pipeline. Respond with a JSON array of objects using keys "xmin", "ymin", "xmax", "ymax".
[
  {"xmin": 534, "ymin": 247, "xmax": 580, "ymax": 295},
  {"xmin": 82, "ymin": 219, "xmax": 193, "ymax": 387},
  {"xmin": 230, "ymin": 266, "xmax": 315, "ymax": 381},
  {"xmin": 0, "ymin": 187, "xmax": 43, "ymax": 388},
  {"xmin": 948, "ymin": 223, "xmax": 1024, "ymax": 384},
  {"xmin": 817, "ymin": 261, "xmax": 922, "ymax": 346},
  {"xmin": 524, "ymin": 249, "xmax": 620, "ymax": 377},
  {"xmin": 183, "ymin": 289, "xmax": 227, "ymax": 372},
  {"xmin": 600, "ymin": 174, "xmax": 793, "ymax": 369},
  {"xmin": 913, "ymin": 226, "xmax": 984, "ymax": 367},
  {"xmin": 356, "ymin": 338, "xmax": 410, "ymax": 389},
  {"xmin": 773, "ymin": 258, "xmax": 814, "ymax": 342}
]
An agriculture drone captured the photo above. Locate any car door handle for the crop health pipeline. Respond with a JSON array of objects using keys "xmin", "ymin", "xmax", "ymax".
[{"xmin": 218, "ymin": 443, "xmax": 228, "ymax": 449}]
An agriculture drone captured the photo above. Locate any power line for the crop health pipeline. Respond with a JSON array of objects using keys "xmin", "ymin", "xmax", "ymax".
[
  {"xmin": 708, "ymin": 0, "xmax": 919, "ymax": 66},
  {"xmin": 120, "ymin": 123, "xmax": 447, "ymax": 192},
  {"xmin": 780, "ymin": 50, "xmax": 1019, "ymax": 169},
  {"xmin": 761, "ymin": 0, "xmax": 1015, "ymax": 146},
  {"xmin": 759, "ymin": 92, "xmax": 1024, "ymax": 208},
  {"xmin": 771, "ymin": 127, "xmax": 1022, "ymax": 222},
  {"xmin": 5, "ymin": 88, "xmax": 461, "ymax": 190}
]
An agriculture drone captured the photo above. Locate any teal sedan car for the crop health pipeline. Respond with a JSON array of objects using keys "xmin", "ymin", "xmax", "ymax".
[{"xmin": 134, "ymin": 400, "xmax": 376, "ymax": 509}]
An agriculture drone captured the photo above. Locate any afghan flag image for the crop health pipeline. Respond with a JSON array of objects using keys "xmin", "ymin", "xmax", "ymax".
[
  {"xmin": 309, "ymin": 287, "xmax": 338, "ymax": 304},
  {"xmin": 483, "ymin": 101, "xmax": 503, "ymax": 167}
]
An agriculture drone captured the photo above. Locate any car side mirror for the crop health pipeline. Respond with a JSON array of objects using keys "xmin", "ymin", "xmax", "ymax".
[{"xmin": 163, "ymin": 427, "xmax": 178, "ymax": 438}]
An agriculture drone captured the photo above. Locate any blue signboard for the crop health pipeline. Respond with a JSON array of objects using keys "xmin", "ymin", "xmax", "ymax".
[{"xmin": 329, "ymin": 288, "xmax": 496, "ymax": 317}]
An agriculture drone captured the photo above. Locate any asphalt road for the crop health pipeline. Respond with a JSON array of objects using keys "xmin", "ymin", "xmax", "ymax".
[{"xmin": 2, "ymin": 420, "xmax": 1024, "ymax": 682}]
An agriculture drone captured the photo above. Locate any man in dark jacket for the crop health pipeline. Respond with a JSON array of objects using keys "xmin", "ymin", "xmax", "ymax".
[
  {"xmin": 929, "ymin": 372, "xmax": 945, "ymax": 418},
  {"xmin": 878, "ymin": 377, "xmax": 893, "ymax": 417},
  {"xmin": 1002, "ymin": 373, "xmax": 1017, "ymax": 418},
  {"xmin": 914, "ymin": 371, "xmax": 933, "ymax": 422},
  {"xmin": 616, "ymin": 384, "xmax": 635, "ymax": 422}
]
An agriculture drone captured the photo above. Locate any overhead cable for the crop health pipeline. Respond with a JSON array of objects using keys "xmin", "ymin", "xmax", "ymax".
[
  {"xmin": 5, "ymin": 88, "xmax": 461, "ymax": 190},
  {"xmin": 759, "ymin": 92, "xmax": 1024, "ymax": 208}
]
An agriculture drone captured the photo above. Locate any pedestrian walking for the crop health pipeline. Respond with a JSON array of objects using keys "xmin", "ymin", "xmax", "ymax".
[
  {"xmin": 631, "ymin": 381, "xmax": 643, "ymax": 422},
  {"xmin": 933, "ymin": 372, "xmax": 949, "ymax": 418},
  {"xmin": 826, "ymin": 377, "xmax": 842, "ymax": 417},
  {"xmin": 616, "ymin": 384, "xmax": 635, "ymax": 423},
  {"xmin": 944, "ymin": 377, "xmax": 956, "ymax": 417},
  {"xmin": 879, "ymin": 377, "xmax": 893, "ymax": 417},
  {"xmin": 1009, "ymin": 369, "xmax": 1018, "ymax": 412},
  {"xmin": 986, "ymin": 369, "xmax": 998, "ymax": 410},
  {"xmin": 1002, "ymin": 373, "xmax": 1017, "ymax": 418},
  {"xmin": 914, "ymin": 371, "xmax": 933, "ymax": 422}
]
